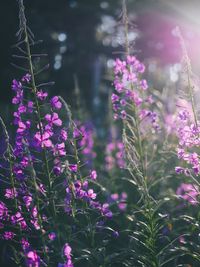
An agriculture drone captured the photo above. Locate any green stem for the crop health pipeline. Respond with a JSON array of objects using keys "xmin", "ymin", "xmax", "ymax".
[{"xmin": 0, "ymin": 117, "xmax": 18, "ymax": 209}]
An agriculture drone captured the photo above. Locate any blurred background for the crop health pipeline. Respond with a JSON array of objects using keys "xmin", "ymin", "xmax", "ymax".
[{"xmin": 1, "ymin": 0, "xmax": 200, "ymax": 128}]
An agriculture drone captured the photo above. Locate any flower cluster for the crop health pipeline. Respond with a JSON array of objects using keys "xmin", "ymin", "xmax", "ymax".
[
  {"xmin": 74, "ymin": 121, "xmax": 96, "ymax": 166},
  {"xmin": 64, "ymin": 170, "xmax": 112, "ymax": 218},
  {"xmin": 0, "ymin": 72, "xmax": 115, "ymax": 266},
  {"xmin": 111, "ymin": 56, "xmax": 159, "ymax": 131},
  {"xmin": 175, "ymin": 107, "xmax": 200, "ymax": 176},
  {"xmin": 105, "ymin": 140, "xmax": 125, "ymax": 171},
  {"xmin": 110, "ymin": 192, "xmax": 127, "ymax": 211},
  {"xmin": 176, "ymin": 183, "xmax": 199, "ymax": 205},
  {"xmin": 58, "ymin": 243, "xmax": 73, "ymax": 267}
]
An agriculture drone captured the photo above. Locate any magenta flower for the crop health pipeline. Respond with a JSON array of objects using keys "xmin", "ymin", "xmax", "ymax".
[
  {"xmin": 21, "ymin": 238, "xmax": 30, "ymax": 251},
  {"xmin": 12, "ymin": 79, "xmax": 22, "ymax": 91},
  {"xmin": 11, "ymin": 212, "xmax": 27, "ymax": 230},
  {"xmin": 17, "ymin": 120, "xmax": 31, "ymax": 133},
  {"xmin": 26, "ymin": 250, "xmax": 40, "ymax": 267},
  {"xmin": 5, "ymin": 188, "xmax": 18, "ymax": 199},
  {"xmin": 90, "ymin": 170, "xmax": 97, "ymax": 180},
  {"xmin": 50, "ymin": 96, "xmax": 62, "ymax": 109},
  {"xmin": 53, "ymin": 143, "xmax": 66, "ymax": 156},
  {"xmin": 3, "ymin": 231, "xmax": 15, "ymax": 240},
  {"xmin": 0, "ymin": 201, "xmax": 8, "ymax": 220},
  {"xmin": 45, "ymin": 112, "xmax": 62, "ymax": 127},
  {"xmin": 111, "ymin": 193, "xmax": 119, "ymax": 201},
  {"xmin": 34, "ymin": 131, "xmax": 53, "ymax": 148},
  {"xmin": 111, "ymin": 93, "xmax": 119, "ymax": 103},
  {"xmin": 27, "ymin": 101, "xmax": 34, "ymax": 112},
  {"xmin": 36, "ymin": 90, "xmax": 48, "ymax": 100},
  {"xmin": 69, "ymin": 164, "xmax": 78, "ymax": 173},
  {"xmin": 87, "ymin": 189, "xmax": 96, "ymax": 200},
  {"xmin": 23, "ymin": 195, "xmax": 33, "ymax": 209},
  {"xmin": 176, "ymin": 183, "xmax": 199, "ymax": 205},
  {"xmin": 21, "ymin": 73, "xmax": 31, "ymax": 83},
  {"xmin": 12, "ymin": 89, "xmax": 23, "ymax": 104},
  {"xmin": 48, "ymin": 232, "xmax": 56, "ymax": 241},
  {"xmin": 114, "ymin": 58, "xmax": 126, "ymax": 74},
  {"xmin": 60, "ymin": 129, "xmax": 68, "ymax": 141},
  {"xmin": 63, "ymin": 243, "xmax": 72, "ymax": 258},
  {"xmin": 101, "ymin": 203, "xmax": 113, "ymax": 218}
]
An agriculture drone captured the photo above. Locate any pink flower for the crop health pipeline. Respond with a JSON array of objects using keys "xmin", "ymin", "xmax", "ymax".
[
  {"xmin": 36, "ymin": 90, "xmax": 48, "ymax": 100},
  {"xmin": 87, "ymin": 189, "xmax": 96, "ymax": 200},
  {"xmin": 3, "ymin": 231, "xmax": 15, "ymax": 240},
  {"xmin": 26, "ymin": 250, "xmax": 40, "ymax": 267},
  {"xmin": 63, "ymin": 243, "xmax": 72, "ymax": 259},
  {"xmin": 48, "ymin": 232, "xmax": 56, "ymax": 241},
  {"xmin": 60, "ymin": 129, "xmax": 68, "ymax": 141},
  {"xmin": 50, "ymin": 96, "xmax": 62, "ymax": 109},
  {"xmin": 90, "ymin": 170, "xmax": 97, "ymax": 180},
  {"xmin": 17, "ymin": 121, "xmax": 31, "ymax": 133},
  {"xmin": 69, "ymin": 164, "xmax": 78, "ymax": 173},
  {"xmin": 34, "ymin": 131, "xmax": 53, "ymax": 148},
  {"xmin": 5, "ymin": 188, "xmax": 18, "ymax": 199},
  {"xmin": 176, "ymin": 183, "xmax": 199, "ymax": 205},
  {"xmin": 45, "ymin": 112, "xmax": 62, "ymax": 127},
  {"xmin": 53, "ymin": 143, "xmax": 66, "ymax": 156}
]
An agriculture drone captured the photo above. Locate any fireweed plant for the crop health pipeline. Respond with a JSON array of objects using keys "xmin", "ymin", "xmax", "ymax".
[
  {"xmin": 0, "ymin": 1, "xmax": 116, "ymax": 267},
  {"xmin": 109, "ymin": 3, "xmax": 171, "ymax": 266},
  {"xmin": 109, "ymin": 2, "xmax": 200, "ymax": 267},
  {"xmin": 173, "ymin": 28, "xmax": 200, "ymax": 263}
]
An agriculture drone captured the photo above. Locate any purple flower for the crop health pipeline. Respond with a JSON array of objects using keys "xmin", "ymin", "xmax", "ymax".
[
  {"xmin": 101, "ymin": 203, "xmax": 113, "ymax": 218},
  {"xmin": 0, "ymin": 201, "xmax": 8, "ymax": 220},
  {"xmin": 21, "ymin": 238, "xmax": 30, "ymax": 251},
  {"xmin": 23, "ymin": 195, "xmax": 33, "ymax": 209},
  {"xmin": 12, "ymin": 79, "xmax": 22, "ymax": 91},
  {"xmin": 45, "ymin": 112, "xmax": 62, "ymax": 127},
  {"xmin": 5, "ymin": 188, "xmax": 18, "ymax": 199},
  {"xmin": 21, "ymin": 73, "xmax": 31, "ymax": 83},
  {"xmin": 27, "ymin": 101, "xmax": 34, "ymax": 113},
  {"xmin": 87, "ymin": 189, "xmax": 96, "ymax": 200},
  {"xmin": 111, "ymin": 94, "xmax": 119, "ymax": 103},
  {"xmin": 12, "ymin": 89, "xmax": 23, "ymax": 104},
  {"xmin": 176, "ymin": 183, "xmax": 199, "ymax": 205},
  {"xmin": 11, "ymin": 212, "xmax": 27, "ymax": 230},
  {"xmin": 175, "ymin": 166, "xmax": 184, "ymax": 174},
  {"xmin": 51, "ymin": 96, "xmax": 62, "ymax": 109},
  {"xmin": 53, "ymin": 143, "xmax": 66, "ymax": 156},
  {"xmin": 63, "ymin": 243, "xmax": 72, "ymax": 258},
  {"xmin": 36, "ymin": 90, "xmax": 48, "ymax": 100},
  {"xmin": 60, "ymin": 129, "xmax": 68, "ymax": 141},
  {"xmin": 26, "ymin": 250, "xmax": 40, "ymax": 267},
  {"xmin": 34, "ymin": 131, "xmax": 53, "ymax": 148},
  {"xmin": 53, "ymin": 165, "xmax": 62, "ymax": 176},
  {"xmin": 48, "ymin": 232, "xmax": 56, "ymax": 241},
  {"xmin": 3, "ymin": 231, "xmax": 15, "ymax": 240},
  {"xmin": 111, "ymin": 193, "xmax": 119, "ymax": 201},
  {"xmin": 73, "ymin": 128, "xmax": 81, "ymax": 139},
  {"xmin": 140, "ymin": 79, "xmax": 148, "ymax": 90},
  {"xmin": 69, "ymin": 164, "xmax": 78, "ymax": 173},
  {"xmin": 90, "ymin": 170, "xmax": 97, "ymax": 180},
  {"xmin": 17, "ymin": 120, "xmax": 31, "ymax": 134},
  {"xmin": 113, "ymin": 231, "xmax": 119, "ymax": 238},
  {"xmin": 120, "ymin": 110, "xmax": 127, "ymax": 119}
]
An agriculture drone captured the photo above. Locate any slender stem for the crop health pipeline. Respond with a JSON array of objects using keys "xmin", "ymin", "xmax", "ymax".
[
  {"xmin": 122, "ymin": 0, "xmax": 130, "ymax": 57},
  {"xmin": 22, "ymin": 3, "xmax": 56, "ymax": 219},
  {"xmin": 186, "ymin": 64, "xmax": 198, "ymax": 127},
  {"xmin": 0, "ymin": 116, "xmax": 18, "ymax": 210}
]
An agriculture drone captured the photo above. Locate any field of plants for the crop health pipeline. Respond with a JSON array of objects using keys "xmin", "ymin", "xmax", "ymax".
[{"xmin": 1, "ymin": 0, "xmax": 200, "ymax": 266}]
